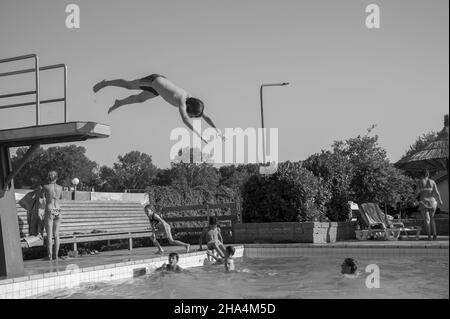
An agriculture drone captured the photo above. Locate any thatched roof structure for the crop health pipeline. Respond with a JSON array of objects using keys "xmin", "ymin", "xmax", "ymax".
[{"xmin": 395, "ymin": 115, "xmax": 449, "ymax": 172}]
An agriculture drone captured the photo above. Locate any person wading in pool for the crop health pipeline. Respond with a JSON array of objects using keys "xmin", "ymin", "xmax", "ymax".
[
  {"xmin": 340, "ymin": 258, "xmax": 361, "ymax": 278},
  {"xmin": 207, "ymin": 245, "xmax": 236, "ymax": 271},
  {"xmin": 144, "ymin": 204, "xmax": 190, "ymax": 254},
  {"xmin": 156, "ymin": 252, "xmax": 183, "ymax": 273},
  {"xmin": 93, "ymin": 74, "xmax": 224, "ymax": 143}
]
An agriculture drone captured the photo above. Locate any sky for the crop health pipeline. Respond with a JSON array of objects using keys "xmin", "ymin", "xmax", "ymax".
[{"xmin": 0, "ymin": 0, "xmax": 448, "ymax": 169}]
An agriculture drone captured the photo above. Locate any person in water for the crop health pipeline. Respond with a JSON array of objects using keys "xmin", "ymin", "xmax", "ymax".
[
  {"xmin": 341, "ymin": 258, "xmax": 360, "ymax": 278},
  {"xmin": 199, "ymin": 216, "xmax": 226, "ymax": 258},
  {"xmin": 207, "ymin": 245, "xmax": 236, "ymax": 272},
  {"xmin": 416, "ymin": 170, "xmax": 444, "ymax": 240},
  {"xmin": 42, "ymin": 171, "xmax": 63, "ymax": 260},
  {"xmin": 93, "ymin": 74, "xmax": 224, "ymax": 143},
  {"xmin": 156, "ymin": 253, "xmax": 183, "ymax": 273},
  {"xmin": 144, "ymin": 204, "xmax": 190, "ymax": 254}
]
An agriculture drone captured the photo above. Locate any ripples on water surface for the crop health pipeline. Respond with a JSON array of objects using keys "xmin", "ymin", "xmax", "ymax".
[{"xmin": 38, "ymin": 255, "xmax": 449, "ymax": 299}]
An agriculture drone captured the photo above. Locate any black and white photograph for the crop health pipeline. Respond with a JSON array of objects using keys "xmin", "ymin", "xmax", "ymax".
[{"xmin": 0, "ymin": 0, "xmax": 448, "ymax": 309}]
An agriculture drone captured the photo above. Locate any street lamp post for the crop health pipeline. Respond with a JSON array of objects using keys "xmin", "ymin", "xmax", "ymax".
[
  {"xmin": 71, "ymin": 177, "xmax": 79, "ymax": 200},
  {"xmin": 260, "ymin": 82, "xmax": 289, "ymax": 164}
]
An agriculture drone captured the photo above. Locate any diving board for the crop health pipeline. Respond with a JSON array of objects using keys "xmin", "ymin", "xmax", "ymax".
[
  {"xmin": 0, "ymin": 121, "xmax": 110, "ymax": 147},
  {"xmin": 0, "ymin": 122, "xmax": 110, "ymax": 278},
  {"xmin": 0, "ymin": 53, "xmax": 112, "ymax": 278}
]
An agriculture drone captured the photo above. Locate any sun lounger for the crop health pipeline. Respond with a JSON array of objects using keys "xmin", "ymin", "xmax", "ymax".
[
  {"xmin": 359, "ymin": 203, "xmax": 421, "ymax": 241},
  {"xmin": 367, "ymin": 203, "xmax": 422, "ymax": 240}
]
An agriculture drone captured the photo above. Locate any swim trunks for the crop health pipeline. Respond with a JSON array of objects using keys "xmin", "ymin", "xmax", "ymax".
[
  {"xmin": 44, "ymin": 208, "xmax": 62, "ymax": 221},
  {"xmin": 139, "ymin": 74, "xmax": 166, "ymax": 95}
]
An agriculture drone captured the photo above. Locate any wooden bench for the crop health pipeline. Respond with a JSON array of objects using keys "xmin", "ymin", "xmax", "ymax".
[
  {"xmin": 17, "ymin": 201, "xmax": 239, "ymax": 252},
  {"xmin": 17, "ymin": 200, "xmax": 155, "ymax": 251},
  {"xmin": 162, "ymin": 203, "xmax": 239, "ymax": 243}
]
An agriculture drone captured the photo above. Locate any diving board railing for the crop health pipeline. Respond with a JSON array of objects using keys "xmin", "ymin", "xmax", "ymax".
[{"xmin": 0, "ymin": 54, "xmax": 68, "ymax": 125}]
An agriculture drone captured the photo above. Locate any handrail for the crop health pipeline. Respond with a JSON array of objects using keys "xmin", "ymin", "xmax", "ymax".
[
  {"xmin": 0, "ymin": 55, "xmax": 68, "ymax": 124},
  {"xmin": 0, "ymin": 91, "xmax": 36, "ymax": 99},
  {"xmin": 0, "ymin": 98, "xmax": 65, "ymax": 110},
  {"xmin": 0, "ymin": 54, "xmax": 37, "ymax": 64},
  {"xmin": 0, "ymin": 63, "xmax": 66, "ymax": 78}
]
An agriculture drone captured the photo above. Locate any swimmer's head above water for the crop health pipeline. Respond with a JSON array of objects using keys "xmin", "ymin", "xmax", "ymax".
[
  {"xmin": 224, "ymin": 258, "xmax": 235, "ymax": 272},
  {"xmin": 225, "ymin": 246, "xmax": 235, "ymax": 258},
  {"xmin": 224, "ymin": 246, "xmax": 236, "ymax": 272},
  {"xmin": 341, "ymin": 258, "xmax": 358, "ymax": 275},
  {"xmin": 164, "ymin": 253, "xmax": 182, "ymax": 273},
  {"xmin": 169, "ymin": 252, "xmax": 179, "ymax": 266}
]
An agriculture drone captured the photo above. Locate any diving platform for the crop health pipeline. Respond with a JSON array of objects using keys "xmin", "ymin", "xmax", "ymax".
[
  {"xmin": 0, "ymin": 121, "xmax": 110, "ymax": 147},
  {"xmin": 0, "ymin": 53, "xmax": 111, "ymax": 278}
]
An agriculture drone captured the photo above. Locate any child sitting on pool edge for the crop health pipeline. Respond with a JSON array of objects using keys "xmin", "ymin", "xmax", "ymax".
[
  {"xmin": 199, "ymin": 216, "xmax": 226, "ymax": 258},
  {"xmin": 156, "ymin": 252, "xmax": 183, "ymax": 273},
  {"xmin": 207, "ymin": 246, "xmax": 236, "ymax": 272},
  {"xmin": 341, "ymin": 258, "xmax": 361, "ymax": 278}
]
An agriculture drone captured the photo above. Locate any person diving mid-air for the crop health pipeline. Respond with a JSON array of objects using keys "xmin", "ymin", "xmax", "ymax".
[{"xmin": 93, "ymin": 74, "xmax": 224, "ymax": 143}]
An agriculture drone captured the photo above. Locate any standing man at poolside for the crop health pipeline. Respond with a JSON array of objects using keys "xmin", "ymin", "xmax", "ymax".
[{"xmin": 42, "ymin": 171, "xmax": 63, "ymax": 260}]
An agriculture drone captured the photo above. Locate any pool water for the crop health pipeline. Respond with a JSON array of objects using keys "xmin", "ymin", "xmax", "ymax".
[{"xmin": 37, "ymin": 255, "xmax": 449, "ymax": 299}]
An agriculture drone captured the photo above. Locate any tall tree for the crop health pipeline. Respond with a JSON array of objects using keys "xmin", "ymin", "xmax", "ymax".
[
  {"xmin": 336, "ymin": 130, "xmax": 415, "ymax": 209},
  {"xmin": 112, "ymin": 151, "xmax": 158, "ymax": 191},
  {"xmin": 303, "ymin": 150, "xmax": 353, "ymax": 221},
  {"xmin": 219, "ymin": 164, "xmax": 259, "ymax": 189},
  {"xmin": 11, "ymin": 145, "xmax": 99, "ymax": 190}
]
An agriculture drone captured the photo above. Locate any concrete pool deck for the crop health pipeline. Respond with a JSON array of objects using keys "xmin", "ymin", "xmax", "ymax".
[{"xmin": 0, "ymin": 237, "xmax": 448, "ymax": 298}]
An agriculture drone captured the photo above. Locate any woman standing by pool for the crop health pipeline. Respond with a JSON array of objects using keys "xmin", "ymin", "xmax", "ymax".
[
  {"xmin": 416, "ymin": 170, "xmax": 444, "ymax": 240},
  {"xmin": 144, "ymin": 204, "xmax": 190, "ymax": 254}
]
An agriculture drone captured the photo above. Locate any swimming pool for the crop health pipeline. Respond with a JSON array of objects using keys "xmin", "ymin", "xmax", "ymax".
[{"xmin": 35, "ymin": 253, "xmax": 449, "ymax": 299}]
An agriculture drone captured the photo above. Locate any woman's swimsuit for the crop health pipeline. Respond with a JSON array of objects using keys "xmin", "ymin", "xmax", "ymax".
[
  {"xmin": 418, "ymin": 180, "xmax": 438, "ymax": 210},
  {"xmin": 44, "ymin": 183, "xmax": 61, "ymax": 219},
  {"xmin": 139, "ymin": 74, "xmax": 166, "ymax": 95}
]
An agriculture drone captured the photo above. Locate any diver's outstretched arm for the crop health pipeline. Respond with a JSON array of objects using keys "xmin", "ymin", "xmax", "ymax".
[
  {"xmin": 179, "ymin": 105, "xmax": 208, "ymax": 143},
  {"xmin": 202, "ymin": 113, "xmax": 225, "ymax": 141}
]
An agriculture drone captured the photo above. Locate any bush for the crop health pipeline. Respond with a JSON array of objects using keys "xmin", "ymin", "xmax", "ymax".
[
  {"xmin": 241, "ymin": 161, "xmax": 330, "ymax": 223},
  {"xmin": 303, "ymin": 151, "xmax": 353, "ymax": 221}
]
